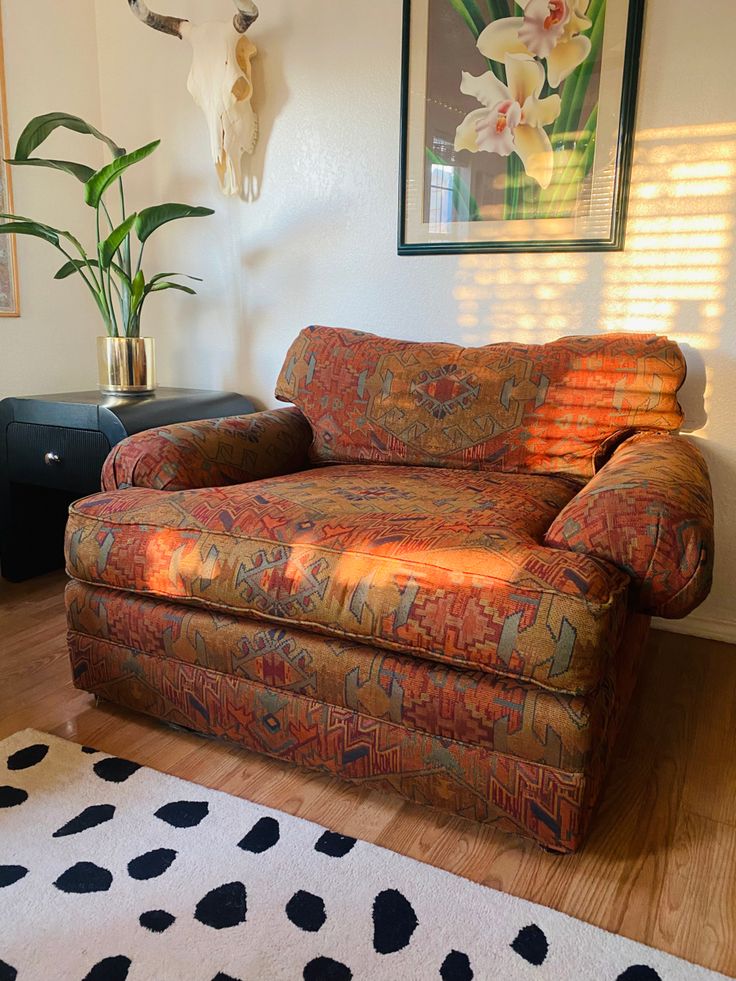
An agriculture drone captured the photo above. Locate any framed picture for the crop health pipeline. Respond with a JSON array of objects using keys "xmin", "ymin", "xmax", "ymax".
[
  {"xmin": 0, "ymin": 4, "xmax": 18, "ymax": 316},
  {"xmin": 398, "ymin": 0, "xmax": 645, "ymax": 255}
]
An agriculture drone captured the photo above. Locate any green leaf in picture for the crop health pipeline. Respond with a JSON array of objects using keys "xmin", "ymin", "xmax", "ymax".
[
  {"xmin": 14, "ymin": 112, "xmax": 124, "ymax": 160},
  {"xmin": 0, "ymin": 220, "xmax": 60, "ymax": 246},
  {"xmin": 448, "ymin": 0, "xmax": 482, "ymax": 38},
  {"xmin": 135, "ymin": 204, "xmax": 215, "ymax": 244},
  {"xmin": 6, "ymin": 158, "xmax": 96, "ymax": 182},
  {"xmin": 84, "ymin": 141, "xmax": 161, "ymax": 209},
  {"xmin": 99, "ymin": 214, "xmax": 137, "ymax": 269}
]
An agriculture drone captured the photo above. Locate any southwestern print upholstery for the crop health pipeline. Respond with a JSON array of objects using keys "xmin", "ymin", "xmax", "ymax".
[
  {"xmin": 65, "ymin": 465, "xmax": 630, "ymax": 695},
  {"xmin": 66, "ymin": 580, "xmax": 651, "ymax": 853},
  {"xmin": 64, "ymin": 327, "xmax": 715, "ymax": 852},
  {"xmin": 102, "ymin": 406, "xmax": 312, "ymax": 492},
  {"xmin": 275, "ymin": 327, "xmax": 686, "ymax": 480},
  {"xmin": 66, "ymin": 580, "xmax": 628, "ymax": 773},
  {"xmin": 545, "ymin": 432, "xmax": 714, "ymax": 618}
]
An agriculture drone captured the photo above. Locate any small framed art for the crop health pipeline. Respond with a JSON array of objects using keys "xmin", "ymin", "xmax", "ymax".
[{"xmin": 398, "ymin": 0, "xmax": 645, "ymax": 255}]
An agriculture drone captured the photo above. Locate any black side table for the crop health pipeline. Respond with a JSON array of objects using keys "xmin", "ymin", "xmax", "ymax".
[{"xmin": 0, "ymin": 388, "xmax": 255, "ymax": 582}]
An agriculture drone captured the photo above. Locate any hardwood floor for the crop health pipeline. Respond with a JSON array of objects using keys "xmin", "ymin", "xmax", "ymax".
[{"xmin": 1, "ymin": 571, "xmax": 734, "ymax": 976}]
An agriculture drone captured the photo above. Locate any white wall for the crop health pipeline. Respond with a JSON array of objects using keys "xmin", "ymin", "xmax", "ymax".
[
  {"xmin": 5, "ymin": 0, "xmax": 736, "ymax": 640},
  {"xmin": 0, "ymin": 0, "xmax": 104, "ymax": 396}
]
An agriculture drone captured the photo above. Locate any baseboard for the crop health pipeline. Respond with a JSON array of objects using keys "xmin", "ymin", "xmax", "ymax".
[{"xmin": 653, "ymin": 614, "xmax": 736, "ymax": 645}]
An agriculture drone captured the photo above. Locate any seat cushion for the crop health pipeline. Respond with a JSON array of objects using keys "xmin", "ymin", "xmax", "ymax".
[
  {"xmin": 276, "ymin": 326, "xmax": 686, "ymax": 479},
  {"xmin": 66, "ymin": 465, "xmax": 629, "ymax": 695},
  {"xmin": 66, "ymin": 581, "xmax": 641, "ymax": 775}
]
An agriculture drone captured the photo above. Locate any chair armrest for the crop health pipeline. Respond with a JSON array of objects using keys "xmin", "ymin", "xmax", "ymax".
[
  {"xmin": 101, "ymin": 406, "xmax": 313, "ymax": 492},
  {"xmin": 544, "ymin": 432, "xmax": 714, "ymax": 618}
]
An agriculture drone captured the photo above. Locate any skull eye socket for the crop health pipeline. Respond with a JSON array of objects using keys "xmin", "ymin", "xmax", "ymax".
[{"xmin": 232, "ymin": 75, "xmax": 253, "ymax": 101}]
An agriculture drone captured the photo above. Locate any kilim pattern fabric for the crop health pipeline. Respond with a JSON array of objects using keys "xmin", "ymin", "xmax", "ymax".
[
  {"xmin": 275, "ymin": 327, "xmax": 686, "ymax": 480},
  {"xmin": 102, "ymin": 406, "xmax": 313, "ymax": 492},
  {"xmin": 66, "ymin": 581, "xmax": 627, "ymax": 772},
  {"xmin": 66, "ymin": 582, "xmax": 650, "ymax": 853},
  {"xmin": 545, "ymin": 432, "xmax": 714, "ymax": 618},
  {"xmin": 65, "ymin": 465, "xmax": 629, "ymax": 695}
]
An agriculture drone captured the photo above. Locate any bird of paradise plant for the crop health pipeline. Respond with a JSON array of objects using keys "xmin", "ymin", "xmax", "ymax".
[
  {"xmin": 0, "ymin": 113, "xmax": 214, "ymax": 337},
  {"xmin": 449, "ymin": 0, "xmax": 606, "ymax": 220}
]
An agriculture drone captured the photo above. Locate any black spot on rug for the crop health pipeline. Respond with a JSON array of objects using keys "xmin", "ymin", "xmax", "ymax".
[
  {"xmin": 53, "ymin": 804, "xmax": 115, "ymax": 838},
  {"xmin": 440, "ymin": 949, "xmax": 474, "ymax": 980},
  {"xmin": 0, "ymin": 960, "xmax": 17, "ymax": 981},
  {"xmin": 0, "ymin": 786, "xmax": 27, "ymax": 809},
  {"xmin": 81, "ymin": 955, "xmax": 131, "ymax": 981},
  {"xmin": 511, "ymin": 924, "xmax": 549, "ymax": 966},
  {"xmin": 139, "ymin": 910, "xmax": 176, "ymax": 934},
  {"xmin": 195, "ymin": 882, "xmax": 247, "ymax": 930},
  {"xmin": 303, "ymin": 956, "xmax": 352, "ymax": 981},
  {"xmin": 616, "ymin": 968, "xmax": 663, "ymax": 980},
  {"xmin": 285, "ymin": 890, "xmax": 326, "ymax": 933},
  {"xmin": 127, "ymin": 848, "xmax": 177, "ymax": 881},
  {"xmin": 54, "ymin": 862, "xmax": 113, "ymax": 894},
  {"xmin": 372, "ymin": 888, "xmax": 418, "ymax": 954},
  {"xmin": 237, "ymin": 816, "xmax": 279, "ymax": 853},
  {"xmin": 314, "ymin": 830, "xmax": 356, "ymax": 858},
  {"xmin": 7, "ymin": 743, "xmax": 49, "ymax": 771},
  {"xmin": 0, "ymin": 866, "xmax": 27, "ymax": 889},
  {"xmin": 93, "ymin": 757, "xmax": 141, "ymax": 783},
  {"xmin": 155, "ymin": 800, "xmax": 209, "ymax": 828}
]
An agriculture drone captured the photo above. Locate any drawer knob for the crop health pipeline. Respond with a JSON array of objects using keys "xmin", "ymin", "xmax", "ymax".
[{"xmin": 44, "ymin": 451, "xmax": 62, "ymax": 466}]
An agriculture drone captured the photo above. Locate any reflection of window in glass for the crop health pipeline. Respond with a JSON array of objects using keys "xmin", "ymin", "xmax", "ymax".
[
  {"xmin": 428, "ymin": 138, "xmax": 473, "ymax": 231},
  {"xmin": 429, "ymin": 162, "xmax": 455, "ymax": 232}
]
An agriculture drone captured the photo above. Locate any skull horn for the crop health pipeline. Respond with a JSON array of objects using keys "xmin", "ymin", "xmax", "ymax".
[
  {"xmin": 233, "ymin": 0, "xmax": 259, "ymax": 33},
  {"xmin": 127, "ymin": 0, "xmax": 188, "ymax": 39}
]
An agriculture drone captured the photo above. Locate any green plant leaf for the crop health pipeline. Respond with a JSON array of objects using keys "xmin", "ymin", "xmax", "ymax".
[
  {"xmin": 134, "ymin": 203, "xmax": 215, "ymax": 244},
  {"xmin": 0, "ymin": 220, "xmax": 60, "ymax": 246},
  {"xmin": 6, "ymin": 157, "xmax": 96, "ymax": 182},
  {"xmin": 84, "ymin": 141, "xmax": 160, "ymax": 209},
  {"xmin": 14, "ymin": 112, "xmax": 123, "ymax": 161},
  {"xmin": 130, "ymin": 269, "xmax": 146, "ymax": 316},
  {"xmin": 55, "ymin": 257, "xmax": 129, "ymax": 282},
  {"xmin": 148, "ymin": 271, "xmax": 203, "ymax": 285},
  {"xmin": 147, "ymin": 281, "xmax": 197, "ymax": 295},
  {"xmin": 99, "ymin": 214, "xmax": 137, "ymax": 269}
]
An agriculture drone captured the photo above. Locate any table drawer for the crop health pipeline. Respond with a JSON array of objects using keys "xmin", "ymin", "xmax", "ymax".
[{"xmin": 5, "ymin": 422, "xmax": 111, "ymax": 493}]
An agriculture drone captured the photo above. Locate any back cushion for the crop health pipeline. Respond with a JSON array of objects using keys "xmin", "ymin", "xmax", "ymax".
[{"xmin": 275, "ymin": 326, "xmax": 686, "ymax": 479}]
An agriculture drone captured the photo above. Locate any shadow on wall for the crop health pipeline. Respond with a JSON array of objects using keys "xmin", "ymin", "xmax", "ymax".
[
  {"xmin": 241, "ymin": 22, "xmax": 291, "ymax": 202},
  {"xmin": 454, "ymin": 121, "xmax": 736, "ymax": 436}
]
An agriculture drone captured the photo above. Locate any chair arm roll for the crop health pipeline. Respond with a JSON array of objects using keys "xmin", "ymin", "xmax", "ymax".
[
  {"xmin": 102, "ymin": 406, "xmax": 313, "ymax": 492},
  {"xmin": 544, "ymin": 432, "xmax": 714, "ymax": 618}
]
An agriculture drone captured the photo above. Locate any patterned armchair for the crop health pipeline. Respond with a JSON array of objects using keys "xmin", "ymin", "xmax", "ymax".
[{"xmin": 65, "ymin": 327, "xmax": 714, "ymax": 852}]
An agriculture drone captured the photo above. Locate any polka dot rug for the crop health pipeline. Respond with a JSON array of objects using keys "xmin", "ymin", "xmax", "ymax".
[{"xmin": 0, "ymin": 730, "xmax": 728, "ymax": 981}]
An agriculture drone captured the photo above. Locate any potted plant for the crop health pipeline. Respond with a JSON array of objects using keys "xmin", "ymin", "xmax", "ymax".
[{"xmin": 0, "ymin": 113, "xmax": 214, "ymax": 396}]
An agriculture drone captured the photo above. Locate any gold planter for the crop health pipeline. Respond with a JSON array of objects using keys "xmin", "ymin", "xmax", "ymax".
[{"xmin": 97, "ymin": 336, "xmax": 156, "ymax": 396}]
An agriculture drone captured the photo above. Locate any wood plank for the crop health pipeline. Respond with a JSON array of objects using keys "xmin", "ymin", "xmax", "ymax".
[{"xmin": 0, "ymin": 571, "xmax": 734, "ymax": 976}]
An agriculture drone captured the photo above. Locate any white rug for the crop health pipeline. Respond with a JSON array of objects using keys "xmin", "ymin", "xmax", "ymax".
[{"xmin": 0, "ymin": 729, "xmax": 727, "ymax": 981}]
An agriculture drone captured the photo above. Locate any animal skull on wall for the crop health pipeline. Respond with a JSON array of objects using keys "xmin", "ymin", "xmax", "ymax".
[{"xmin": 128, "ymin": 0, "xmax": 260, "ymax": 197}]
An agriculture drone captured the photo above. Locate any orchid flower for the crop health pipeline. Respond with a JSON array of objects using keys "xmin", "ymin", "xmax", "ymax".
[
  {"xmin": 454, "ymin": 54, "xmax": 562, "ymax": 189},
  {"xmin": 477, "ymin": 0, "xmax": 593, "ymax": 89}
]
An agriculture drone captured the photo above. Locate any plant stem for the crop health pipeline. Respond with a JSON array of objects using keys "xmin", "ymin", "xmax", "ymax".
[{"xmin": 96, "ymin": 202, "xmax": 118, "ymax": 336}]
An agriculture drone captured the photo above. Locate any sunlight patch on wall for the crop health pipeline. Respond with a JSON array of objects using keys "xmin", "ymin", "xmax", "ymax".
[{"xmin": 454, "ymin": 122, "xmax": 736, "ymax": 355}]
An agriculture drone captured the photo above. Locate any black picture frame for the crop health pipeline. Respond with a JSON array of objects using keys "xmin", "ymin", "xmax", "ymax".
[{"xmin": 398, "ymin": 0, "xmax": 646, "ymax": 255}]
